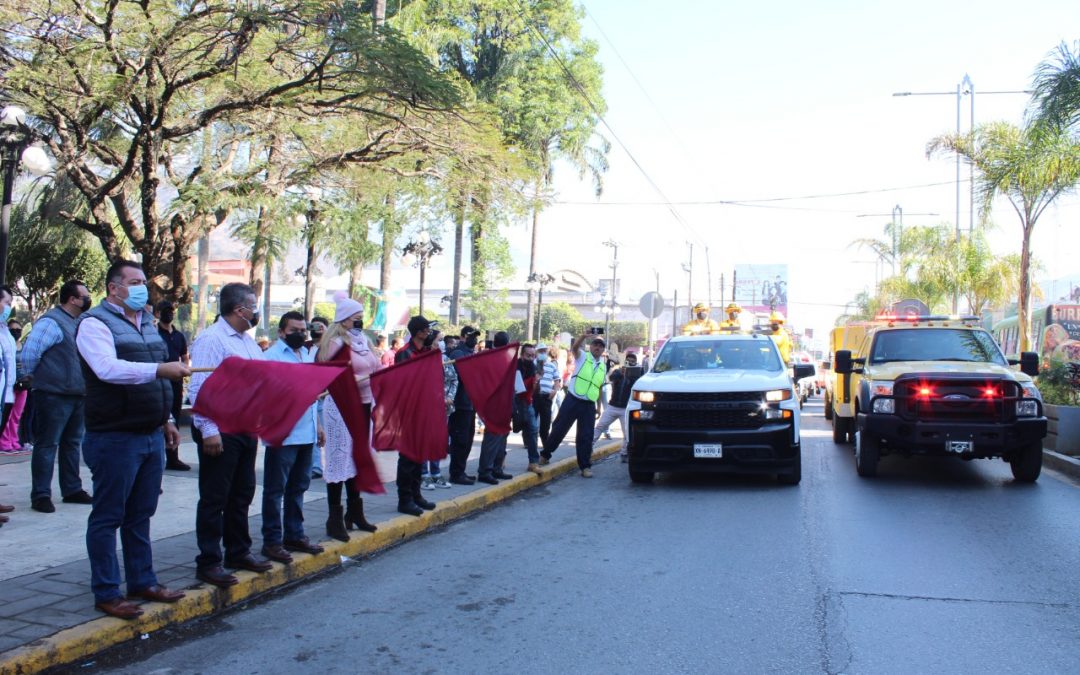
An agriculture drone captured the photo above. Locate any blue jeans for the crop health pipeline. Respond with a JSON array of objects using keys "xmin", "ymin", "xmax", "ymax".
[
  {"xmin": 82, "ymin": 429, "xmax": 164, "ymax": 603},
  {"xmin": 519, "ymin": 400, "xmax": 540, "ymax": 463},
  {"xmin": 261, "ymin": 444, "xmax": 313, "ymax": 545},
  {"xmin": 30, "ymin": 392, "xmax": 86, "ymax": 500},
  {"xmin": 542, "ymin": 394, "xmax": 596, "ymax": 470},
  {"xmin": 421, "ymin": 460, "xmax": 442, "ymax": 478}
]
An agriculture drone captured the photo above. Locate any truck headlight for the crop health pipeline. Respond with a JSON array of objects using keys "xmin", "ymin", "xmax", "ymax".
[
  {"xmin": 1016, "ymin": 400, "xmax": 1040, "ymax": 417},
  {"xmin": 765, "ymin": 389, "xmax": 792, "ymax": 402},
  {"xmin": 872, "ymin": 398, "xmax": 895, "ymax": 414},
  {"xmin": 633, "ymin": 391, "xmax": 655, "ymax": 403},
  {"xmin": 869, "ymin": 381, "xmax": 894, "ymax": 397}
]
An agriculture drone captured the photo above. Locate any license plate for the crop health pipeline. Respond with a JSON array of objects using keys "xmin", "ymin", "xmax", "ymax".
[
  {"xmin": 947, "ymin": 441, "xmax": 973, "ymax": 453},
  {"xmin": 693, "ymin": 443, "xmax": 723, "ymax": 458}
]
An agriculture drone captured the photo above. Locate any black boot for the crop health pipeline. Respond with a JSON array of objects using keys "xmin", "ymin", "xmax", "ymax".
[
  {"xmin": 414, "ymin": 494, "xmax": 436, "ymax": 511},
  {"xmin": 325, "ymin": 505, "xmax": 349, "ymax": 542},
  {"xmin": 397, "ymin": 498, "xmax": 423, "ymax": 517},
  {"xmin": 165, "ymin": 446, "xmax": 191, "ymax": 471},
  {"xmin": 345, "ymin": 493, "xmax": 378, "ymax": 533}
]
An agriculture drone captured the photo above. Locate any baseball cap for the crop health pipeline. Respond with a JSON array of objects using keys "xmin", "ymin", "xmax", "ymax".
[
  {"xmin": 460, "ymin": 325, "xmax": 480, "ymax": 338},
  {"xmin": 407, "ymin": 315, "xmax": 432, "ymax": 335},
  {"xmin": 536, "ymin": 342, "xmax": 548, "ymax": 351}
]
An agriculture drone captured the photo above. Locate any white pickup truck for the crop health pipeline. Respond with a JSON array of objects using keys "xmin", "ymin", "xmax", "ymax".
[{"xmin": 625, "ymin": 333, "xmax": 814, "ymax": 485}]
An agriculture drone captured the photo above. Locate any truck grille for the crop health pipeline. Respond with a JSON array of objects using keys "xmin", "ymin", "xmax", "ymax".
[
  {"xmin": 893, "ymin": 375, "xmax": 1018, "ymax": 423},
  {"xmin": 651, "ymin": 394, "xmax": 765, "ymax": 430}
]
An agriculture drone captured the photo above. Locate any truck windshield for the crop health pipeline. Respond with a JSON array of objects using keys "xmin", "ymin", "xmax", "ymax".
[
  {"xmin": 869, "ymin": 328, "xmax": 1007, "ymax": 365},
  {"xmin": 653, "ymin": 339, "xmax": 783, "ymax": 373}
]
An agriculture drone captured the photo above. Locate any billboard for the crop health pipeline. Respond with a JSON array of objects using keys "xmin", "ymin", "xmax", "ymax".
[{"xmin": 733, "ymin": 264, "xmax": 788, "ymax": 317}]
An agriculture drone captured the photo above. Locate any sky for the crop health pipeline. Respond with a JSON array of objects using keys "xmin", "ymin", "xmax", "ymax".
[{"xmin": 366, "ymin": 0, "xmax": 1080, "ymax": 344}]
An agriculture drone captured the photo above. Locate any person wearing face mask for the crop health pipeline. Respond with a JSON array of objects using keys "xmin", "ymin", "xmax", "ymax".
[
  {"xmin": 532, "ymin": 343, "xmax": 561, "ymax": 448},
  {"xmin": 258, "ymin": 312, "xmax": 325, "ymax": 564},
  {"xmin": 316, "ymin": 292, "xmax": 380, "ymax": 539},
  {"xmin": 188, "ymin": 282, "xmax": 272, "ymax": 588},
  {"xmin": 20, "ymin": 279, "xmax": 94, "ymax": 512},
  {"xmin": 154, "ymin": 301, "xmax": 190, "ymax": 470},
  {"xmin": 393, "ymin": 315, "xmax": 440, "ymax": 515},
  {"xmin": 74, "ymin": 261, "xmax": 190, "ymax": 619},
  {"xmin": 446, "ymin": 325, "xmax": 481, "ymax": 484},
  {"xmin": 307, "ymin": 316, "xmax": 329, "ymax": 479},
  {"xmin": 420, "ymin": 330, "xmax": 457, "ymax": 491},
  {"xmin": 0, "ymin": 318, "xmax": 27, "ymax": 453}
]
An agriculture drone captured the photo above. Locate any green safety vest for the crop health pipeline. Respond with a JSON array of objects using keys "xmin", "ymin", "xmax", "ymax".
[{"xmin": 573, "ymin": 355, "xmax": 607, "ymax": 402}]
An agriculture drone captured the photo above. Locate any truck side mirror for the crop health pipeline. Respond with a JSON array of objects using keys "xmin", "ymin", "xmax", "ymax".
[
  {"xmin": 835, "ymin": 350, "xmax": 853, "ymax": 375},
  {"xmin": 793, "ymin": 364, "xmax": 815, "ymax": 381},
  {"xmin": 1019, "ymin": 351, "xmax": 1039, "ymax": 377}
]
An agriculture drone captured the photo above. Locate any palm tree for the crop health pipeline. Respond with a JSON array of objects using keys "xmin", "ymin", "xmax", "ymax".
[
  {"xmin": 1030, "ymin": 41, "xmax": 1080, "ymax": 135},
  {"xmin": 928, "ymin": 122, "xmax": 1080, "ymax": 351}
]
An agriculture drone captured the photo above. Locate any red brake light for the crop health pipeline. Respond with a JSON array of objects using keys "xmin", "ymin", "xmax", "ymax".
[
  {"xmin": 982, "ymin": 387, "xmax": 999, "ymax": 398},
  {"xmin": 917, "ymin": 386, "xmax": 933, "ymax": 397}
]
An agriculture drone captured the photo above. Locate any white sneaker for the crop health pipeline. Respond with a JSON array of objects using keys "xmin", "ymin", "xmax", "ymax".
[
  {"xmin": 432, "ymin": 476, "xmax": 452, "ymax": 489},
  {"xmin": 420, "ymin": 476, "xmax": 435, "ymax": 490}
]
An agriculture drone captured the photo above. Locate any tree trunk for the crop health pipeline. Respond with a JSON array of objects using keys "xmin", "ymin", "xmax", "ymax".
[
  {"xmin": 450, "ymin": 190, "xmax": 467, "ymax": 325},
  {"xmin": 525, "ymin": 202, "xmax": 539, "ymax": 340},
  {"xmin": 379, "ymin": 194, "xmax": 398, "ymax": 292},
  {"xmin": 1018, "ymin": 222, "xmax": 1034, "ymax": 353},
  {"xmin": 262, "ymin": 258, "xmax": 271, "ymax": 332},
  {"xmin": 470, "ymin": 217, "xmax": 483, "ymax": 322},
  {"xmin": 372, "ymin": 0, "xmax": 386, "ymax": 29},
  {"xmin": 196, "ymin": 233, "xmax": 210, "ymax": 329},
  {"xmin": 349, "ymin": 261, "xmax": 363, "ymax": 299},
  {"xmin": 304, "ymin": 221, "xmax": 317, "ymax": 321}
]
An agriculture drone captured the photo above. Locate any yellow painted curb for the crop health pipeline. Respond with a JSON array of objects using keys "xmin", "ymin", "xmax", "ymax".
[{"xmin": 0, "ymin": 442, "xmax": 621, "ymax": 675}]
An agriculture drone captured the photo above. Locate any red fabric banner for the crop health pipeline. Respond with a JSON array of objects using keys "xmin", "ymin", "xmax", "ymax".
[
  {"xmin": 369, "ymin": 348, "xmax": 448, "ymax": 463},
  {"xmin": 191, "ymin": 356, "xmax": 344, "ymax": 448},
  {"xmin": 322, "ymin": 347, "xmax": 385, "ymax": 495},
  {"xmin": 453, "ymin": 343, "xmax": 518, "ymax": 435}
]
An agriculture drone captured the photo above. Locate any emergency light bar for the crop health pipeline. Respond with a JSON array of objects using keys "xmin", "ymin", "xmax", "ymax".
[{"xmin": 871, "ymin": 313, "xmax": 980, "ymax": 326}]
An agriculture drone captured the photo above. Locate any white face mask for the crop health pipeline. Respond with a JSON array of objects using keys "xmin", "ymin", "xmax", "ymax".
[
  {"xmin": 438, "ymin": 340, "xmax": 446, "ymax": 353},
  {"xmin": 537, "ymin": 353, "xmax": 547, "ymax": 362}
]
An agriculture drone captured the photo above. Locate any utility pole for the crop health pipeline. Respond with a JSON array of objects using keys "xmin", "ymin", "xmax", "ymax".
[
  {"xmin": 705, "ymin": 245, "xmax": 713, "ymax": 309},
  {"xmin": 602, "ymin": 239, "xmax": 619, "ymax": 339},
  {"xmin": 682, "ymin": 242, "xmax": 693, "ymax": 315}
]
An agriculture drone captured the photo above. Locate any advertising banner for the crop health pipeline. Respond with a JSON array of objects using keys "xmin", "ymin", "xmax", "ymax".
[{"xmin": 733, "ymin": 264, "xmax": 788, "ymax": 317}]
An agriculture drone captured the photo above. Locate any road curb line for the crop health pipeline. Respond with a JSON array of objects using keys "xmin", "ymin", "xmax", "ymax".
[
  {"xmin": 1043, "ymin": 448, "xmax": 1080, "ymax": 482},
  {"xmin": 0, "ymin": 442, "xmax": 621, "ymax": 674}
]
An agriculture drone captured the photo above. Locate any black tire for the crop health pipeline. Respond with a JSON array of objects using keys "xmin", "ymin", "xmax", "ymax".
[
  {"xmin": 1008, "ymin": 441, "xmax": 1042, "ymax": 483},
  {"xmin": 629, "ymin": 466, "xmax": 655, "ymax": 484},
  {"xmin": 855, "ymin": 429, "xmax": 880, "ymax": 477},
  {"xmin": 824, "ymin": 393, "xmax": 833, "ymax": 420},
  {"xmin": 777, "ymin": 448, "xmax": 802, "ymax": 485},
  {"xmin": 832, "ymin": 414, "xmax": 851, "ymax": 444}
]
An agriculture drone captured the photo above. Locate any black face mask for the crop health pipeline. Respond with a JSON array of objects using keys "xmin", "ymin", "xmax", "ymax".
[
  {"xmin": 352, "ymin": 319, "xmax": 364, "ymax": 331},
  {"xmin": 465, "ymin": 336, "xmax": 478, "ymax": 349},
  {"xmin": 80, "ymin": 297, "xmax": 92, "ymax": 312},
  {"xmin": 284, "ymin": 332, "xmax": 307, "ymax": 350},
  {"xmin": 310, "ymin": 331, "xmax": 324, "ymax": 343},
  {"xmin": 519, "ymin": 358, "xmax": 537, "ymax": 378},
  {"xmin": 423, "ymin": 331, "xmax": 437, "ymax": 348},
  {"xmin": 9, "ymin": 329, "xmax": 21, "ymax": 341},
  {"xmin": 159, "ymin": 310, "xmax": 174, "ymax": 324}
]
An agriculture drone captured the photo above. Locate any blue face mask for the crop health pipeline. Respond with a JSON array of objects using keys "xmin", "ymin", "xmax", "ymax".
[
  {"xmin": 0, "ymin": 306, "xmax": 10, "ymax": 323},
  {"xmin": 123, "ymin": 284, "xmax": 148, "ymax": 312}
]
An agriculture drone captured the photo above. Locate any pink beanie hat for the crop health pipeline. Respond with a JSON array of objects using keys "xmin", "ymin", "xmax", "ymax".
[{"xmin": 333, "ymin": 290, "xmax": 364, "ymax": 323}]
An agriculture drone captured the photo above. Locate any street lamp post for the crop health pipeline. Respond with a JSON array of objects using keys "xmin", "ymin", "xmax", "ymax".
[
  {"xmin": 526, "ymin": 272, "xmax": 556, "ymax": 340},
  {"xmin": 302, "ymin": 187, "xmax": 323, "ymax": 321},
  {"xmin": 0, "ymin": 105, "xmax": 52, "ymax": 286},
  {"xmin": 402, "ymin": 231, "xmax": 443, "ymax": 316}
]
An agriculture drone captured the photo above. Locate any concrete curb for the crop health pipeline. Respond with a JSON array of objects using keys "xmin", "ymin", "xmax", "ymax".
[
  {"xmin": 1044, "ymin": 448, "xmax": 1080, "ymax": 482},
  {"xmin": 0, "ymin": 442, "xmax": 621, "ymax": 675}
]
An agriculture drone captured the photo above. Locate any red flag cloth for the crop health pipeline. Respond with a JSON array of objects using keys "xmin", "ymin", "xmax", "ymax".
[
  {"xmin": 453, "ymin": 343, "xmax": 518, "ymax": 435},
  {"xmin": 369, "ymin": 348, "xmax": 448, "ymax": 463},
  {"xmin": 191, "ymin": 356, "xmax": 345, "ymax": 448},
  {"xmin": 321, "ymin": 346, "xmax": 385, "ymax": 495}
]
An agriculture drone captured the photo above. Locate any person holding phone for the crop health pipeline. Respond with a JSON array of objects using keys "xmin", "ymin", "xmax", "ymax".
[{"xmin": 592, "ymin": 352, "xmax": 643, "ymax": 462}]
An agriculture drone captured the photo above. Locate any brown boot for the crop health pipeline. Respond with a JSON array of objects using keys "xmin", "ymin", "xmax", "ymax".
[
  {"xmin": 165, "ymin": 446, "xmax": 191, "ymax": 471},
  {"xmin": 325, "ymin": 504, "xmax": 349, "ymax": 542}
]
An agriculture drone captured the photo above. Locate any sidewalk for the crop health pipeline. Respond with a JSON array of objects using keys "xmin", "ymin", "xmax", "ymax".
[{"xmin": 0, "ymin": 425, "xmax": 624, "ymax": 673}]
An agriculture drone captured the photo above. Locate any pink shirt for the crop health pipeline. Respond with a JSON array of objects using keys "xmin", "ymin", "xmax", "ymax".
[{"xmin": 329, "ymin": 333, "xmax": 381, "ymax": 403}]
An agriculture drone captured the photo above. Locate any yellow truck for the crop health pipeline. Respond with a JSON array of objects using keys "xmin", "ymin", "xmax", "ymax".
[{"xmin": 830, "ymin": 315, "xmax": 1047, "ymax": 481}]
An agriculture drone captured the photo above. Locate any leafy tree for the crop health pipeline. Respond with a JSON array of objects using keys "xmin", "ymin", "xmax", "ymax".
[
  {"xmin": 1029, "ymin": 41, "xmax": 1080, "ymax": 135},
  {"xmin": 928, "ymin": 122, "xmax": 1080, "ymax": 350},
  {"xmin": 0, "ymin": 0, "xmax": 465, "ymax": 302}
]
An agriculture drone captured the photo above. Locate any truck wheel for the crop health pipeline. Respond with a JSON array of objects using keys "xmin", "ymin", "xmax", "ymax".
[
  {"xmin": 629, "ymin": 466, "xmax": 655, "ymax": 484},
  {"xmin": 1008, "ymin": 441, "xmax": 1042, "ymax": 483},
  {"xmin": 832, "ymin": 415, "xmax": 851, "ymax": 444},
  {"xmin": 824, "ymin": 393, "xmax": 833, "ymax": 420},
  {"xmin": 855, "ymin": 429, "xmax": 880, "ymax": 477},
  {"xmin": 777, "ymin": 448, "xmax": 802, "ymax": 485}
]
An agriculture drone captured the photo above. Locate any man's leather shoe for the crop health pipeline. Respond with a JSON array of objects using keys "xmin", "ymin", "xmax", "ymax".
[
  {"xmin": 493, "ymin": 470, "xmax": 513, "ymax": 480},
  {"xmin": 260, "ymin": 544, "xmax": 293, "ymax": 564},
  {"xmin": 196, "ymin": 566, "xmax": 239, "ymax": 587},
  {"xmin": 449, "ymin": 474, "xmax": 475, "ymax": 486},
  {"xmin": 129, "ymin": 585, "xmax": 185, "ymax": 603},
  {"xmin": 0, "ymin": 514, "xmax": 8, "ymax": 524},
  {"xmin": 62, "ymin": 490, "xmax": 94, "ymax": 504},
  {"xmin": 165, "ymin": 459, "xmax": 191, "ymax": 471},
  {"xmin": 283, "ymin": 538, "xmax": 324, "ymax": 555},
  {"xmin": 527, "ymin": 463, "xmax": 543, "ymax": 475},
  {"xmin": 224, "ymin": 554, "xmax": 273, "ymax": 573},
  {"xmin": 397, "ymin": 500, "xmax": 423, "ymax": 517},
  {"xmin": 539, "ymin": 454, "xmax": 551, "ymax": 466},
  {"xmin": 0, "ymin": 503, "xmax": 13, "ymax": 513},
  {"xmin": 31, "ymin": 497, "xmax": 55, "ymax": 513},
  {"xmin": 414, "ymin": 496, "xmax": 436, "ymax": 510},
  {"xmin": 96, "ymin": 597, "xmax": 144, "ymax": 620},
  {"xmin": 477, "ymin": 474, "xmax": 499, "ymax": 485}
]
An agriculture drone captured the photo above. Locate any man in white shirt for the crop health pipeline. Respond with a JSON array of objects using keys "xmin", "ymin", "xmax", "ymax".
[{"xmin": 188, "ymin": 282, "xmax": 271, "ymax": 587}]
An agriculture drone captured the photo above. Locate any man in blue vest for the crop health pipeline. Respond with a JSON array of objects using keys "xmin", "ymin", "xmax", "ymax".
[
  {"xmin": 75, "ymin": 261, "xmax": 190, "ymax": 619},
  {"xmin": 22, "ymin": 279, "xmax": 94, "ymax": 512},
  {"xmin": 539, "ymin": 333, "xmax": 608, "ymax": 478}
]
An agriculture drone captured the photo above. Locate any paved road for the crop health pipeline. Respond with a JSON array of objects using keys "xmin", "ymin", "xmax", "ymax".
[{"xmin": 93, "ymin": 399, "xmax": 1080, "ymax": 674}]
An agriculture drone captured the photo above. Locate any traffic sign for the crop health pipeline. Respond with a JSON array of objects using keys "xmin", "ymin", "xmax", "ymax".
[{"xmin": 639, "ymin": 291, "xmax": 665, "ymax": 319}]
